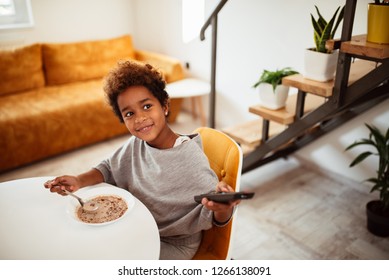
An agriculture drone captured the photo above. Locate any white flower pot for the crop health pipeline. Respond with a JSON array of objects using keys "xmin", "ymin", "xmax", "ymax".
[
  {"xmin": 303, "ymin": 48, "xmax": 338, "ymax": 82},
  {"xmin": 258, "ymin": 83, "xmax": 289, "ymax": 110}
]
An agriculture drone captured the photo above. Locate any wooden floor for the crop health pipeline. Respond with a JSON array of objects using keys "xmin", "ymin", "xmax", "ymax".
[
  {"xmin": 1, "ymin": 112, "xmax": 388, "ymax": 260},
  {"xmin": 231, "ymin": 157, "xmax": 389, "ymax": 259}
]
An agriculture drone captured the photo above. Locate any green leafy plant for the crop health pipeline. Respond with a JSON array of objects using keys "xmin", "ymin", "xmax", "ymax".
[
  {"xmin": 311, "ymin": 5, "xmax": 345, "ymax": 53},
  {"xmin": 252, "ymin": 67, "xmax": 299, "ymax": 93},
  {"xmin": 345, "ymin": 124, "xmax": 389, "ymax": 211}
]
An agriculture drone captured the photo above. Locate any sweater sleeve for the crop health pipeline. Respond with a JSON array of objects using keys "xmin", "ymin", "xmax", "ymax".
[
  {"xmin": 93, "ymin": 138, "xmax": 134, "ymax": 186},
  {"xmin": 94, "ymin": 159, "xmax": 116, "ymax": 186}
]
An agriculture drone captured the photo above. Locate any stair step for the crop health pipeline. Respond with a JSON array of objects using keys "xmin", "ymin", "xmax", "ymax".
[
  {"xmin": 327, "ymin": 35, "xmax": 389, "ymax": 59},
  {"xmin": 348, "ymin": 60, "xmax": 378, "ymax": 84},
  {"xmin": 249, "ymin": 94, "xmax": 325, "ymax": 125},
  {"xmin": 226, "ymin": 59, "xmax": 378, "ymax": 157},
  {"xmin": 282, "ymin": 75, "xmax": 333, "ymax": 97},
  {"xmin": 222, "ymin": 119, "xmax": 286, "ymax": 150},
  {"xmin": 282, "ymin": 59, "xmax": 377, "ymax": 97}
]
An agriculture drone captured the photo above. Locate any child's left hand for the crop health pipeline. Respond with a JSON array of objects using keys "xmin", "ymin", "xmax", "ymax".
[{"xmin": 202, "ymin": 181, "xmax": 240, "ymax": 224}]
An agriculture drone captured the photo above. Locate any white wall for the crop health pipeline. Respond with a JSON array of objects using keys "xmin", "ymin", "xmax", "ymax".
[
  {"xmin": 299, "ymin": 100, "xmax": 389, "ymax": 182},
  {"xmin": 132, "ymin": 0, "xmax": 387, "ymax": 183},
  {"xmin": 132, "ymin": 0, "xmax": 374, "ymax": 124},
  {"xmin": 0, "ymin": 0, "xmax": 386, "ymax": 183},
  {"xmin": 0, "ymin": 0, "xmax": 135, "ymax": 47}
]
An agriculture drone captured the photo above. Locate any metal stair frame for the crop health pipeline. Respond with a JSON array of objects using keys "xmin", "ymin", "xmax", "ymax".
[
  {"xmin": 242, "ymin": 0, "xmax": 389, "ymax": 173},
  {"xmin": 243, "ymin": 80, "xmax": 389, "ymax": 173}
]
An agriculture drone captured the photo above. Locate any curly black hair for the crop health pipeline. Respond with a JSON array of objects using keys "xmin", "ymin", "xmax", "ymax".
[{"xmin": 103, "ymin": 60, "xmax": 169, "ymax": 123}]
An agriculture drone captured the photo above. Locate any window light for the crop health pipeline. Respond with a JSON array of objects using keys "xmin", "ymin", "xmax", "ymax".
[{"xmin": 182, "ymin": 0, "xmax": 205, "ymax": 43}]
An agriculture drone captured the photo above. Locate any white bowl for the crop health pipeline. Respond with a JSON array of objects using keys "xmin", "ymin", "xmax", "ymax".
[{"xmin": 66, "ymin": 186, "xmax": 134, "ymax": 226}]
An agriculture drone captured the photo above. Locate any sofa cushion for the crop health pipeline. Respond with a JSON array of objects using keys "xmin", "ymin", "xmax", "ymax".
[
  {"xmin": 0, "ymin": 79, "xmax": 129, "ymax": 171},
  {"xmin": 42, "ymin": 35, "xmax": 135, "ymax": 85},
  {"xmin": 0, "ymin": 44, "xmax": 45, "ymax": 96}
]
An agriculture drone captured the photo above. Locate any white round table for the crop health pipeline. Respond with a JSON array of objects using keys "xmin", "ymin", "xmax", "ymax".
[
  {"xmin": 166, "ymin": 78, "xmax": 210, "ymax": 126},
  {"xmin": 0, "ymin": 177, "xmax": 160, "ymax": 260}
]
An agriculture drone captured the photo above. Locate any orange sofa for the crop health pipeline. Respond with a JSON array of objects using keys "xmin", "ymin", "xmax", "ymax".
[{"xmin": 0, "ymin": 35, "xmax": 184, "ymax": 172}]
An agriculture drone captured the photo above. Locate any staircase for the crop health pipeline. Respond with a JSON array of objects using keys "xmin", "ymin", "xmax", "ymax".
[{"xmin": 222, "ymin": 0, "xmax": 389, "ymax": 174}]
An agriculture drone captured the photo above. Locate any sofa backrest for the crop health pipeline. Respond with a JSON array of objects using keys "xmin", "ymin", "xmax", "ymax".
[
  {"xmin": 0, "ymin": 44, "xmax": 46, "ymax": 96},
  {"xmin": 42, "ymin": 35, "xmax": 135, "ymax": 86}
]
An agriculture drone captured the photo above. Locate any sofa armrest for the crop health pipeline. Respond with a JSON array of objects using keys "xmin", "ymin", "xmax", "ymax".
[{"xmin": 134, "ymin": 49, "xmax": 184, "ymax": 83}]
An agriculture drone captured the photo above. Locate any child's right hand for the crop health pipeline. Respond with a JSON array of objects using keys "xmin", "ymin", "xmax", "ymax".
[{"xmin": 44, "ymin": 176, "xmax": 81, "ymax": 196}]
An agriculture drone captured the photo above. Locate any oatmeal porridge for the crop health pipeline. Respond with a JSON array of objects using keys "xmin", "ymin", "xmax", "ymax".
[{"xmin": 76, "ymin": 195, "xmax": 128, "ymax": 224}]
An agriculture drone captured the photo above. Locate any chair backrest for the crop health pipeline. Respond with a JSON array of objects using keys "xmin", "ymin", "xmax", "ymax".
[{"xmin": 192, "ymin": 127, "xmax": 243, "ymax": 260}]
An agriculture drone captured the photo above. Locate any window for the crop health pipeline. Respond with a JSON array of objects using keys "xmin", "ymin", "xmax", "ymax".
[
  {"xmin": 182, "ymin": 0, "xmax": 205, "ymax": 43},
  {"xmin": 0, "ymin": 0, "xmax": 33, "ymax": 29},
  {"xmin": 0, "ymin": 0, "xmax": 16, "ymax": 16}
]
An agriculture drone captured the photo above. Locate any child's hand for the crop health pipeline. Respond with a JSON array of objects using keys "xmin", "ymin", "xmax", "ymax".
[
  {"xmin": 44, "ymin": 176, "xmax": 81, "ymax": 196},
  {"xmin": 202, "ymin": 181, "xmax": 240, "ymax": 224}
]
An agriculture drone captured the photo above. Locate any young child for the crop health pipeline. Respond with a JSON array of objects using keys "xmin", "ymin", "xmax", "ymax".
[{"xmin": 44, "ymin": 60, "xmax": 240, "ymax": 260}]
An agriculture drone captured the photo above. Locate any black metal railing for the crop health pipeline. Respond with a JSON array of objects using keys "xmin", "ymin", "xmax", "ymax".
[{"xmin": 200, "ymin": 0, "xmax": 229, "ymax": 128}]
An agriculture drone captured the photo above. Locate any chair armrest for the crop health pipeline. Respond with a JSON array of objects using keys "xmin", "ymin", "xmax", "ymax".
[{"xmin": 134, "ymin": 49, "xmax": 185, "ymax": 83}]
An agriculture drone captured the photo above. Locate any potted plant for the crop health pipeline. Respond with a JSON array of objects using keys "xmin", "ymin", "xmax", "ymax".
[
  {"xmin": 345, "ymin": 123, "xmax": 389, "ymax": 237},
  {"xmin": 367, "ymin": 1, "xmax": 389, "ymax": 44},
  {"xmin": 304, "ymin": 5, "xmax": 345, "ymax": 82},
  {"xmin": 252, "ymin": 67, "xmax": 299, "ymax": 110}
]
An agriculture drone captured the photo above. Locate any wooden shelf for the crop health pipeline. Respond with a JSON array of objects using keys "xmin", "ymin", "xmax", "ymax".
[
  {"xmin": 223, "ymin": 56, "xmax": 377, "ymax": 155},
  {"xmin": 222, "ymin": 119, "xmax": 285, "ymax": 147},
  {"xmin": 249, "ymin": 94, "xmax": 325, "ymax": 125},
  {"xmin": 282, "ymin": 75, "xmax": 333, "ymax": 97},
  {"xmin": 282, "ymin": 59, "xmax": 377, "ymax": 97},
  {"xmin": 348, "ymin": 60, "xmax": 378, "ymax": 83},
  {"xmin": 327, "ymin": 35, "xmax": 389, "ymax": 59}
]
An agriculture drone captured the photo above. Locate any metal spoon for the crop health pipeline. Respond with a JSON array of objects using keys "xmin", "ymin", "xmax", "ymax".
[{"xmin": 63, "ymin": 189, "xmax": 99, "ymax": 212}]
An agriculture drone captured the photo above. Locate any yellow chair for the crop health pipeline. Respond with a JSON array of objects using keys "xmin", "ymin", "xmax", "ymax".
[{"xmin": 192, "ymin": 127, "xmax": 243, "ymax": 260}]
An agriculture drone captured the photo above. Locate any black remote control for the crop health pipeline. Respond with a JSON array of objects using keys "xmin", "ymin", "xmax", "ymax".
[{"xmin": 194, "ymin": 191, "xmax": 255, "ymax": 204}]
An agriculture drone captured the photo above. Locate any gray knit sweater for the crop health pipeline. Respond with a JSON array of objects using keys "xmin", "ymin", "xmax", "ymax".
[{"xmin": 95, "ymin": 133, "xmax": 217, "ymax": 245}]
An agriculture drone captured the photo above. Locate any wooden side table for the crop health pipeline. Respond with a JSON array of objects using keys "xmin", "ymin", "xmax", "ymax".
[{"xmin": 166, "ymin": 78, "xmax": 210, "ymax": 126}]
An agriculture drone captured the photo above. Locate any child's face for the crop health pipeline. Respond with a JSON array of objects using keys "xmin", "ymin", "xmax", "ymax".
[{"xmin": 117, "ymin": 85, "xmax": 169, "ymax": 148}]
